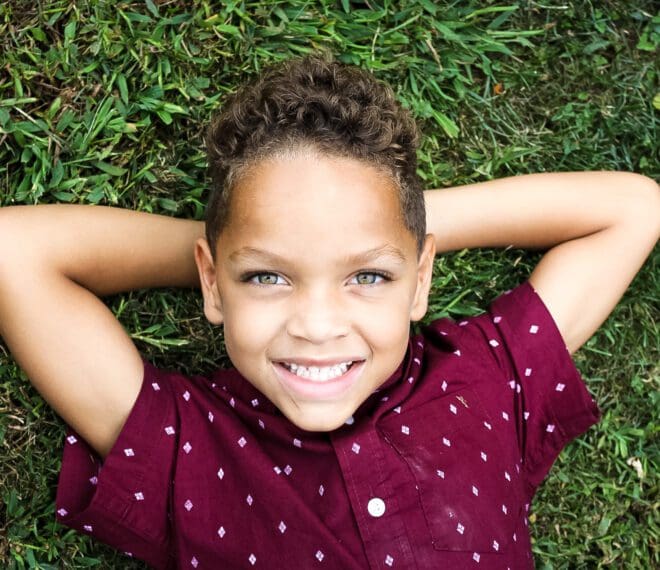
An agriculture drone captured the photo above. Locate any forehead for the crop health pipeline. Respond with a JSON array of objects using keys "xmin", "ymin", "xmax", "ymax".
[{"xmin": 220, "ymin": 153, "xmax": 416, "ymax": 263}]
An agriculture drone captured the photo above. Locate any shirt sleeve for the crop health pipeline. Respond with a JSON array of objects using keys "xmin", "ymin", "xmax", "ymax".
[
  {"xmin": 460, "ymin": 280, "xmax": 600, "ymax": 489},
  {"xmin": 55, "ymin": 359, "xmax": 178, "ymax": 569}
]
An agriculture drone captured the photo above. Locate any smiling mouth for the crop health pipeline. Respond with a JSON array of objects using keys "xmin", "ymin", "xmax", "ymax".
[{"xmin": 278, "ymin": 361, "xmax": 359, "ymax": 382}]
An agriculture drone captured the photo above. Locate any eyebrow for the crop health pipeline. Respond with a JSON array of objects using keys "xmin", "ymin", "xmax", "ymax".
[{"xmin": 228, "ymin": 244, "xmax": 408, "ymax": 265}]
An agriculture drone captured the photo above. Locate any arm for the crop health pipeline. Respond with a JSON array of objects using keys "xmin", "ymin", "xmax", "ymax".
[
  {"xmin": 0, "ymin": 205, "xmax": 205, "ymax": 457},
  {"xmin": 424, "ymin": 171, "xmax": 660, "ymax": 354}
]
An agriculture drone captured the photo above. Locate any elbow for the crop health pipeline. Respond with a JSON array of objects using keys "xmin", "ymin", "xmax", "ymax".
[{"xmin": 619, "ymin": 173, "xmax": 660, "ymax": 237}]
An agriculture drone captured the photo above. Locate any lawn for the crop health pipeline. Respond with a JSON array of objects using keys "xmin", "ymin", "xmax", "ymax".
[{"xmin": 0, "ymin": 0, "xmax": 658, "ymax": 568}]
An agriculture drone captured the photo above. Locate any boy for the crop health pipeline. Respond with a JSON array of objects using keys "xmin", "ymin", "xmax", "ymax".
[{"xmin": 0, "ymin": 56, "xmax": 658, "ymax": 569}]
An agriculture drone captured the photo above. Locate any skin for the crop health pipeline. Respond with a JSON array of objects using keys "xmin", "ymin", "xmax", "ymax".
[
  {"xmin": 0, "ymin": 168, "xmax": 656, "ymax": 456},
  {"xmin": 195, "ymin": 151, "xmax": 435, "ymax": 432}
]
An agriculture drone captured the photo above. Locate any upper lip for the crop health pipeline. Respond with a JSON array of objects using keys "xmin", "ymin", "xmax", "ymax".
[{"xmin": 274, "ymin": 358, "xmax": 364, "ymax": 367}]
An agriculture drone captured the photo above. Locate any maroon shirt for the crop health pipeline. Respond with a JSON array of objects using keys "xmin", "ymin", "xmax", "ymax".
[{"xmin": 56, "ymin": 281, "xmax": 600, "ymax": 569}]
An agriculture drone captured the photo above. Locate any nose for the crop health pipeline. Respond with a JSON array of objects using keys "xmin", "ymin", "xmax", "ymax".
[{"xmin": 286, "ymin": 287, "xmax": 350, "ymax": 344}]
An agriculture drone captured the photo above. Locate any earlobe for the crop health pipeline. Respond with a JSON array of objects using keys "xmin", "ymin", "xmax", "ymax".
[
  {"xmin": 194, "ymin": 238, "xmax": 224, "ymax": 325},
  {"xmin": 410, "ymin": 234, "xmax": 436, "ymax": 322}
]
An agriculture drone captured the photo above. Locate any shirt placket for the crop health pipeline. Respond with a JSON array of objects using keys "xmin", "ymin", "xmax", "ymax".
[{"xmin": 331, "ymin": 423, "xmax": 415, "ymax": 569}]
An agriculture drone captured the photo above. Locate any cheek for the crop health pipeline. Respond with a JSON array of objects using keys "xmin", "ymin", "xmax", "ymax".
[
  {"xmin": 357, "ymin": 294, "xmax": 413, "ymax": 350},
  {"xmin": 221, "ymin": 296, "xmax": 284, "ymax": 357}
]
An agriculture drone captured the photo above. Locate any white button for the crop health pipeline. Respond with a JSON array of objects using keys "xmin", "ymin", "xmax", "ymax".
[
  {"xmin": 367, "ymin": 497, "xmax": 386, "ymax": 517},
  {"xmin": 345, "ymin": 416, "xmax": 355, "ymax": 425}
]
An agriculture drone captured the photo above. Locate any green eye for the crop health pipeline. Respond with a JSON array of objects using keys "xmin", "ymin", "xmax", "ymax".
[
  {"xmin": 259, "ymin": 274, "xmax": 278, "ymax": 285},
  {"xmin": 248, "ymin": 273, "xmax": 284, "ymax": 285},
  {"xmin": 354, "ymin": 272, "xmax": 388, "ymax": 285}
]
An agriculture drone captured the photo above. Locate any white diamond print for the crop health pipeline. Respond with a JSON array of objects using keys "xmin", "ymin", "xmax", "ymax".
[
  {"xmin": 218, "ymin": 526, "xmax": 226, "ymax": 538},
  {"xmin": 484, "ymin": 421, "xmax": 492, "ymax": 430},
  {"xmin": 546, "ymin": 424, "xmax": 556, "ymax": 433},
  {"xmin": 505, "ymin": 471, "xmax": 511, "ymax": 481},
  {"xmin": 183, "ymin": 441, "xmax": 192, "ymax": 454},
  {"xmin": 191, "ymin": 557, "xmax": 198, "ymax": 568},
  {"xmin": 284, "ymin": 465, "xmax": 293, "ymax": 475},
  {"xmin": 407, "ymin": 376, "xmax": 414, "ymax": 383},
  {"xmin": 442, "ymin": 437, "xmax": 451, "ymax": 447},
  {"xmin": 493, "ymin": 315, "xmax": 502, "ymax": 323},
  {"xmin": 473, "ymin": 553, "xmax": 480, "ymax": 562},
  {"xmin": 183, "ymin": 390, "xmax": 190, "ymax": 401},
  {"xmin": 258, "ymin": 419, "xmax": 265, "ymax": 429},
  {"xmin": 251, "ymin": 398, "xmax": 259, "ymax": 407},
  {"xmin": 555, "ymin": 383, "xmax": 566, "ymax": 391},
  {"xmin": 502, "ymin": 411, "xmax": 509, "ymax": 421},
  {"xmin": 229, "ymin": 397, "xmax": 235, "ymax": 407},
  {"xmin": 151, "ymin": 382, "xmax": 160, "ymax": 391},
  {"xmin": 401, "ymin": 425, "xmax": 410, "ymax": 435},
  {"xmin": 217, "ymin": 468, "xmax": 224, "ymax": 479},
  {"xmin": 134, "ymin": 492, "xmax": 144, "ymax": 501},
  {"xmin": 238, "ymin": 436, "xmax": 247, "ymax": 447},
  {"xmin": 351, "ymin": 442, "xmax": 360, "ymax": 454},
  {"xmin": 481, "ymin": 451, "xmax": 487, "ymax": 462},
  {"xmin": 493, "ymin": 540, "xmax": 499, "ymax": 551},
  {"xmin": 249, "ymin": 554, "xmax": 256, "ymax": 565},
  {"xmin": 293, "ymin": 438, "xmax": 302, "ymax": 447},
  {"xmin": 246, "ymin": 494, "xmax": 253, "ymax": 506},
  {"xmin": 529, "ymin": 324, "xmax": 539, "ymax": 334},
  {"xmin": 315, "ymin": 550, "xmax": 324, "ymax": 561},
  {"xmin": 67, "ymin": 435, "xmax": 77, "ymax": 445},
  {"xmin": 319, "ymin": 485, "xmax": 325, "ymax": 496},
  {"xmin": 524, "ymin": 367, "xmax": 532, "ymax": 377},
  {"xmin": 393, "ymin": 406, "xmax": 401, "ymax": 414},
  {"xmin": 385, "ymin": 554, "xmax": 394, "ymax": 566},
  {"xmin": 184, "ymin": 499, "xmax": 193, "ymax": 511},
  {"xmin": 83, "ymin": 524, "xmax": 93, "ymax": 532},
  {"xmin": 489, "ymin": 339, "xmax": 499, "ymax": 347},
  {"xmin": 124, "ymin": 448, "xmax": 134, "ymax": 457},
  {"xmin": 57, "ymin": 508, "xmax": 68, "ymax": 516},
  {"xmin": 453, "ymin": 349, "xmax": 461, "ymax": 356},
  {"xmin": 472, "ymin": 485, "xmax": 479, "ymax": 496},
  {"xmin": 164, "ymin": 426, "xmax": 175, "ymax": 435},
  {"xmin": 450, "ymin": 404, "xmax": 457, "ymax": 415},
  {"xmin": 502, "ymin": 504, "xmax": 508, "ymax": 514},
  {"xmin": 441, "ymin": 380, "xmax": 448, "ymax": 391},
  {"xmin": 524, "ymin": 411, "xmax": 530, "ymax": 420},
  {"xmin": 436, "ymin": 469, "xmax": 445, "ymax": 479},
  {"xmin": 89, "ymin": 476, "xmax": 98, "ymax": 485},
  {"xmin": 273, "ymin": 466, "xmax": 282, "ymax": 475},
  {"xmin": 279, "ymin": 521, "xmax": 287, "ymax": 533},
  {"xmin": 208, "ymin": 411, "xmax": 214, "ymax": 422},
  {"xmin": 457, "ymin": 522, "xmax": 465, "ymax": 534}
]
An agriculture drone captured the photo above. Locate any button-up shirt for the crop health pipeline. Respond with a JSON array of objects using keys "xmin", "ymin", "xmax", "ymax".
[{"xmin": 56, "ymin": 281, "xmax": 600, "ymax": 569}]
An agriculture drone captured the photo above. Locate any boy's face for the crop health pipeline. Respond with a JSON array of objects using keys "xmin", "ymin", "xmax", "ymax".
[{"xmin": 196, "ymin": 152, "xmax": 435, "ymax": 432}]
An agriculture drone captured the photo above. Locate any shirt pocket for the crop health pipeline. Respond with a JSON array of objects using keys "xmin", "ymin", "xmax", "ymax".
[{"xmin": 378, "ymin": 388, "xmax": 524, "ymax": 553}]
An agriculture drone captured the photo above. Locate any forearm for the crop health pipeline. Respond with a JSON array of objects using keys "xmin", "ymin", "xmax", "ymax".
[
  {"xmin": 0, "ymin": 205, "xmax": 205, "ymax": 296},
  {"xmin": 425, "ymin": 171, "xmax": 660, "ymax": 253}
]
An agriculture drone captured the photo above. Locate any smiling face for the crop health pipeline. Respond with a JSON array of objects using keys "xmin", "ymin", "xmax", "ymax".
[{"xmin": 195, "ymin": 150, "xmax": 435, "ymax": 432}]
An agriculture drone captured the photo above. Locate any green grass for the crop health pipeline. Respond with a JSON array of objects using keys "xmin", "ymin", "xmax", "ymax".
[{"xmin": 0, "ymin": 0, "xmax": 658, "ymax": 567}]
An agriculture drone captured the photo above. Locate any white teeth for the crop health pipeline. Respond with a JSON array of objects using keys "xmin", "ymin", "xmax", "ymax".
[{"xmin": 282, "ymin": 361, "xmax": 353, "ymax": 381}]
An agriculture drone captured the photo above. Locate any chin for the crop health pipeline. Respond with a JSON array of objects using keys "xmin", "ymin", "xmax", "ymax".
[{"xmin": 286, "ymin": 407, "xmax": 351, "ymax": 433}]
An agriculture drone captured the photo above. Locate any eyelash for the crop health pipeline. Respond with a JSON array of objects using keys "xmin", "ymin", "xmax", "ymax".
[{"xmin": 240, "ymin": 271, "xmax": 393, "ymax": 287}]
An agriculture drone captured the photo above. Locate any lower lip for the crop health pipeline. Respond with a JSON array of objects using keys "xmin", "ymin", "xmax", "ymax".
[{"xmin": 272, "ymin": 361, "xmax": 365, "ymax": 401}]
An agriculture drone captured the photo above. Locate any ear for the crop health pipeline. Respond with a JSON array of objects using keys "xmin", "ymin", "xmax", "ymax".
[
  {"xmin": 194, "ymin": 238, "xmax": 224, "ymax": 325},
  {"xmin": 410, "ymin": 234, "xmax": 436, "ymax": 322}
]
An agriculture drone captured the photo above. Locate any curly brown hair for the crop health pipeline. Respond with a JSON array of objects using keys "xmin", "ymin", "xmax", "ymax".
[{"xmin": 205, "ymin": 55, "xmax": 425, "ymax": 256}]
